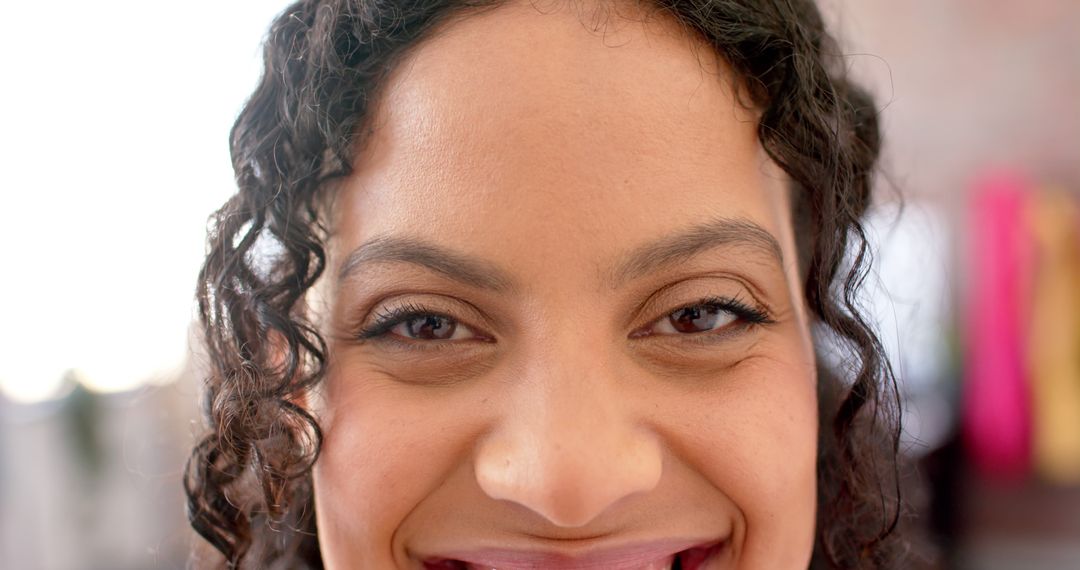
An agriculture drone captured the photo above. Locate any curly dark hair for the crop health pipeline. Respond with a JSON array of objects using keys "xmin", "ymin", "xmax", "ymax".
[{"xmin": 184, "ymin": 0, "xmax": 904, "ymax": 567}]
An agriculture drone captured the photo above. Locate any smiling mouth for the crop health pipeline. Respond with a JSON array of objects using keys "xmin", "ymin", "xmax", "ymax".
[{"xmin": 423, "ymin": 540, "xmax": 726, "ymax": 570}]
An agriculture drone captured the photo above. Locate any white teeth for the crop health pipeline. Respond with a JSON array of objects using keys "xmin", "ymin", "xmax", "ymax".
[
  {"xmin": 462, "ymin": 553, "xmax": 678, "ymax": 570},
  {"xmin": 640, "ymin": 553, "xmax": 677, "ymax": 570}
]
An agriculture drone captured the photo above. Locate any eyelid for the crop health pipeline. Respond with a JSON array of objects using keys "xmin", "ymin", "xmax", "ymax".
[
  {"xmin": 352, "ymin": 290, "xmax": 773, "ymax": 350},
  {"xmin": 623, "ymin": 272, "xmax": 774, "ymax": 322},
  {"xmin": 354, "ymin": 301, "xmax": 491, "ymax": 347},
  {"xmin": 631, "ymin": 294, "xmax": 775, "ymax": 340}
]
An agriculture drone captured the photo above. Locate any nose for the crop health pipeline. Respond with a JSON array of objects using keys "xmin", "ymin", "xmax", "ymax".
[{"xmin": 473, "ymin": 343, "xmax": 663, "ymax": 528}]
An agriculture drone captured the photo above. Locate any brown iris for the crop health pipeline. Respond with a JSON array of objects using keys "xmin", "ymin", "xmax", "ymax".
[
  {"xmin": 669, "ymin": 305, "xmax": 724, "ymax": 333},
  {"xmin": 404, "ymin": 315, "xmax": 458, "ymax": 340}
]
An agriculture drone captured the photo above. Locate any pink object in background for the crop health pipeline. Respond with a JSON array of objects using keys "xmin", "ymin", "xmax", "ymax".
[{"xmin": 962, "ymin": 170, "xmax": 1034, "ymax": 480}]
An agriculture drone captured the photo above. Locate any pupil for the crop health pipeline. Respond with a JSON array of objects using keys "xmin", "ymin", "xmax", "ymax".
[
  {"xmin": 407, "ymin": 315, "xmax": 456, "ymax": 339},
  {"xmin": 671, "ymin": 305, "xmax": 719, "ymax": 333}
]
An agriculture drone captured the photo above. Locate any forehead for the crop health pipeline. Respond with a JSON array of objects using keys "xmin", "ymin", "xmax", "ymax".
[{"xmin": 331, "ymin": 0, "xmax": 792, "ymax": 287}]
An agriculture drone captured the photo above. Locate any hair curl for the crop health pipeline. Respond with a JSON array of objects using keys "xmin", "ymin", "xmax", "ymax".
[{"xmin": 184, "ymin": 0, "xmax": 904, "ymax": 567}]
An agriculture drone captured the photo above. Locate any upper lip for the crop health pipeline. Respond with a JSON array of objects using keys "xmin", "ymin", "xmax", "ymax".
[{"xmin": 423, "ymin": 537, "xmax": 719, "ymax": 570}]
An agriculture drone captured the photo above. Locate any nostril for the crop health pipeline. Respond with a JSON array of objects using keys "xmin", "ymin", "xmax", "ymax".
[{"xmin": 472, "ymin": 385, "xmax": 665, "ymax": 528}]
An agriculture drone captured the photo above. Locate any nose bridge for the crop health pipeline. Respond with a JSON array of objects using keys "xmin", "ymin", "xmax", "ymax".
[{"xmin": 473, "ymin": 326, "xmax": 663, "ymax": 528}]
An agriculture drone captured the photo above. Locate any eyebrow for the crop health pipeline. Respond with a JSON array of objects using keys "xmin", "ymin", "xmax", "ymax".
[
  {"xmin": 337, "ymin": 216, "xmax": 783, "ymax": 291},
  {"xmin": 338, "ymin": 235, "xmax": 516, "ymax": 291},
  {"xmin": 611, "ymin": 216, "xmax": 784, "ymax": 287}
]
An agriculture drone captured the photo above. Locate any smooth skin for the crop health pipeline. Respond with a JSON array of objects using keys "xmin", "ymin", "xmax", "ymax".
[{"xmin": 305, "ymin": 0, "xmax": 819, "ymax": 567}]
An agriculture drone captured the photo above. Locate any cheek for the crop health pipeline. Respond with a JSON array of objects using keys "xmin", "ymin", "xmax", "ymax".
[
  {"xmin": 660, "ymin": 339, "xmax": 818, "ymax": 566},
  {"xmin": 312, "ymin": 367, "xmax": 488, "ymax": 566},
  {"xmin": 312, "ymin": 327, "xmax": 819, "ymax": 567}
]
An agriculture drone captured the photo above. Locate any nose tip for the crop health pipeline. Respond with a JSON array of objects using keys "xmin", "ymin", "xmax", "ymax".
[{"xmin": 474, "ymin": 406, "xmax": 663, "ymax": 527}]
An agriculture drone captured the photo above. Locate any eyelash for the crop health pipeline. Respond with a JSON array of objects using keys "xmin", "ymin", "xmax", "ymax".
[
  {"xmin": 355, "ymin": 302, "xmax": 461, "ymax": 341},
  {"xmin": 651, "ymin": 294, "xmax": 775, "ymax": 339},
  {"xmin": 354, "ymin": 296, "xmax": 774, "ymax": 348}
]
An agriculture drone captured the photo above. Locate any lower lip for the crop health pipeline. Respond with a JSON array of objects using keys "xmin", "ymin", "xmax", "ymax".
[{"xmin": 423, "ymin": 539, "xmax": 726, "ymax": 570}]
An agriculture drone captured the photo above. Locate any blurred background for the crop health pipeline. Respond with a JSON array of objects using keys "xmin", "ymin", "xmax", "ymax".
[{"xmin": 0, "ymin": 1, "xmax": 1077, "ymax": 568}]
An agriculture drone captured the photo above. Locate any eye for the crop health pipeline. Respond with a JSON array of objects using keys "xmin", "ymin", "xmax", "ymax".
[
  {"xmin": 655, "ymin": 303, "xmax": 737, "ymax": 334},
  {"xmin": 355, "ymin": 302, "xmax": 486, "ymax": 344},
  {"xmin": 635, "ymin": 295, "xmax": 774, "ymax": 339},
  {"xmin": 389, "ymin": 314, "xmax": 473, "ymax": 341}
]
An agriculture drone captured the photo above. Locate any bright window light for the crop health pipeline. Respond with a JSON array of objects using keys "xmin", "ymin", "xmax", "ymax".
[{"xmin": 0, "ymin": 1, "xmax": 293, "ymax": 403}]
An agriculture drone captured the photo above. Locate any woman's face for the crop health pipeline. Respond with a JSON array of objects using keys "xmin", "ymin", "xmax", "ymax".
[{"xmin": 308, "ymin": 1, "xmax": 818, "ymax": 568}]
